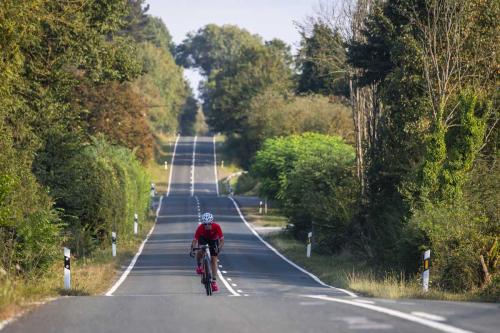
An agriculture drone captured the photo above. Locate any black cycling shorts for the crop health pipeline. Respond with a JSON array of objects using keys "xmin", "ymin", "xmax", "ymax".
[{"xmin": 198, "ymin": 236, "xmax": 219, "ymax": 256}]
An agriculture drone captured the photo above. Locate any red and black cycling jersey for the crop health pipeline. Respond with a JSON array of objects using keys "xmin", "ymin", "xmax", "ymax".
[{"xmin": 194, "ymin": 223, "xmax": 224, "ymax": 241}]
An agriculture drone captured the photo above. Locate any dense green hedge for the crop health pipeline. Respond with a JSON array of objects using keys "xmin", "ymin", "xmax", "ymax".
[
  {"xmin": 253, "ymin": 133, "xmax": 358, "ymax": 252},
  {"xmin": 0, "ymin": 136, "xmax": 150, "ymax": 277},
  {"xmin": 58, "ymin": 137, "xmax": 150, "ymax": 256}
]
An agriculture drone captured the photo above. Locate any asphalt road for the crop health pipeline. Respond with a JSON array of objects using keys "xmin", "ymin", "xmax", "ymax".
[{"xmin": 3, "ymin": 136, "xmax": 498, "ymax": 333}]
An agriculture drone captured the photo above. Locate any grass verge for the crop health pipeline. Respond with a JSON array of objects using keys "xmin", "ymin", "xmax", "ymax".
[
  {"xmin": 252, "ymin": 208, "xmax": 493, "ymax": 302},
  {"xmin": 0, "ymin": 212, "xmax": 156, "ymax": 321},
  {"xmin": 146, "ymin": 133, "xmax": 176, "ymax": 194},
  {"xmin": 215, "ymin": 135, "xmax": 242, "ymax": 180},
  {"xmin": 241, "ymin": 206, "xmax": 287, "ymax": 228}
]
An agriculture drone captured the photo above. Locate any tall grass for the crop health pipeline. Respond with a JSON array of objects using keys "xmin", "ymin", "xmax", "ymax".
[{"xmin": 265, "ymin": 231, "xmax": 494, "ymax": 301}]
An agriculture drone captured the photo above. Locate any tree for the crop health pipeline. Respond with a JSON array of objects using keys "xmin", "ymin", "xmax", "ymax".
[
  {"xmin": 0, "ymin": 0, "xmax": 152, "ymax": 276},
  {"xmin": 246, "ymin": 91, "xmax": 354, "ymax": 150},
  {"xmin": 177, "ymin": 24, "xmax": 293, "ymax": 164},
  {"xmin": 133, "ymin": 41, "xmax": 188, "ymax": 134},
  {"xmin": 176, "ymin": 24, "xmax": 262, "ymax": 76},
  {"xmin": 75, "ymin": 82, "xmax": 153, "ymax": 162},
  {"xmin": 346, "ymin": 0, "xmax": 499, "ymax": 272},
  {"xmin": 297, "ymin": 23, "xmax": 349, "ymax": 97}
]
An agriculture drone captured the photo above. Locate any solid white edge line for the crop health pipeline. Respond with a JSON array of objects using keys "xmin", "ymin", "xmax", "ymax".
[
  {"xmin": 213, "ymin": 136, "xmax": 219, "ymax": 196},
  {"xmin": 354, "ymin": 299, "xmax": 375, "ymax": 304},
  {"xmin": 0, "ymin": 296, "xmax": 58, "ymax": 331},
  {"xmin": 166, "ymin": 135, "xmax": 180, "ymax": 197},
  {"xmin": 105, "ymin": 196, "xmax": 163, "ymax": 296},
  {"xmin": 217, "ymin": 268, "xmax": 240, "ymax": 296},
  {"xmin": 191, "ymin": 136, "xmax": 197, "ymax": 197},
  {"xmin": 0, "ymin": 315, "xmax": 21, "ymax": 331},
  {"xmin": 303, "ymin": 295, "xmax": 473, "ymax": 333},
  {"xmin": 228, "ymin": 197, "xmax": 357, "ymax": 298},
  {"xmin": 411, "ymin": 312, "xmax": 447, "ymax": 322}
]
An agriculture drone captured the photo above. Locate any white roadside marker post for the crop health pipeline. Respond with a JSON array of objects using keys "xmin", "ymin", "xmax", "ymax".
[
  {"xmin": 422, "ymin": 250, "xmax": 430, "ymax": 292},
  {"xmin": 221, "ymin": 160, "xmax": 224, "ymax": 168},
  {"xmin": 134, "ymin": 213, "xmax": 138, "ymax": 235},
  {"xmin": 112, "ymin": 232, "xmax": 117, "ymax": 257},
  {"xmin": 259, "ymin": 201, "xmax": 263, "ymax": 214},
  {"xmin": 307, "ymin": 232, "xmax": 312, "ymax": 258},
  {"xmin": 64, "ymin": 247, "xmax": 71, "ymax": 290},
  {"xmin": 264, "ymin": 198, "xmax": 268, "ymax": 215},
  {"xmin": 150, "ymin": 182, "xmax": 155, "ymax": 198},
  {"xmin": 164, "ymin": 161, "xmax": 168, "ymax": 170}
]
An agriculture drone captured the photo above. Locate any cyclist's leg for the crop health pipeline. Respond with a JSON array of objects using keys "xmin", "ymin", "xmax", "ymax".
[
  {"xmin": 209, "ymin": 240, "xmax": 219, "ymax": 280},
  {"xmin": 210, "ymin": 241, "xmax": 219, "ymax": 291},
  {"xmin": 196, "ymin": 237, "xmax": 209, "ymax": 272}
]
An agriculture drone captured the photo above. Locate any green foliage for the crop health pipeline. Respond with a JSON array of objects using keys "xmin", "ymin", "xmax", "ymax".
[
  {"xmin": 234, "ymin": 173, "xmax": 258, "ymax": 195},
  {"xmin": 15, "ymin": 210, "xmax": 64, "ymax": 275},
  {"xmin": 297, "ymin": 23, "xmax": 349, "ymax": 96},
  {"xmin": 407, "ymin": 199, "xmax": 498, "ymax": 292},
  {"xmin": 134, "ymin": 41, "xmax": 189, "ymax": 134},
  {"xmin": 75, "ymin": 81, "xmax": 153, "ymax": 162},
  {"xmin": 179, "ymin": 94, "xmax": 200, "ymax": 136},
  {"xmin": 177, "ymin": 24, "xmax": 294, "ymax": 164},
  {"xmin": 345, "ymin": 0, "xmax": 498, "ymax": 263},
  {"xmin": 203, "ymin": 39, "xmax": 293, "ymax": 135},
  {"xmin": 247, "ymin": 91, "xmax": 353, "ymax": 151},
  {"xmin": 253, "ymin": 133, "xmax": 357, "ymax": 251},
  {"xmin": 0, "ymin": 0, "xmax": 165, "ymax": 280},
  {"xmin": 176, "ymin": 24, "xmax": 263, "ymax": 76},
  {"xmin": 55, "ymin": 137, "xmax": 150, "ymax": 256}
]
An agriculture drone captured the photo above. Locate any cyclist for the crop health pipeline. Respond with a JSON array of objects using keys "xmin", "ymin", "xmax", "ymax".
[{"xmin": 190, "ymin": 212, "xmax": 224, "ymax": 292}]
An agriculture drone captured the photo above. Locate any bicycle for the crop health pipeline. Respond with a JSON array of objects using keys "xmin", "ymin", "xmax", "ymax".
[{"xmin": 190, "ymin": 245, "xmax": 214, "ymax": 296}]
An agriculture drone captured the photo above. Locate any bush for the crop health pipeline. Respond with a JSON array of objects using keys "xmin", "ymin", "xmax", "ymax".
[
  {"xmin": 15, "ymin": 210, "xmax": 64, "ymax": 275},
  {"xmin": 407, "ymin": 200, "xmax": 498, "ymax": 292},
  {"xmin": 234, "ymin": 173, "xmax": 258, "ymax": 195},
  {"xmin": 56, "ymin": 137, "xmax": 150, "ymax": 256},
  {"xmin": 252, "ymin": 133, "xmax": 357, "ymax": 252}
]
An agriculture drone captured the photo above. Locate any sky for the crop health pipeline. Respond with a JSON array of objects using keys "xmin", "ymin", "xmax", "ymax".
[{"xmin": 145, "ymin": 0, "xmax": 327, "ymax": 96}]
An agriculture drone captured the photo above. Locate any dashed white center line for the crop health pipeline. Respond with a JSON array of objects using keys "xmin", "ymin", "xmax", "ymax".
[
  {"xmin": 190, "ymin": 136, "xmax": 197, "ymax": 197},
  {"xmin": 216, "ymin": 270, "xmax": 240, "ymax": 296},
  {"xmin": 231, "ymin": 283, "xmax": 237, "ymax": 287},
  {"xmin": 222, "ymin": 270, "xmax": 227, "ymax": 274},
  {"xmin": 237, "ymin": 290, "xmax": 243, "ymax": 293}
]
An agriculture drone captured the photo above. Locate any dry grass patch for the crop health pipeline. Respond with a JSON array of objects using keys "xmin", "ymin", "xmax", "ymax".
[
  {"xmin": 241, "ymin": 206, "xmax": 287, "ymax": 228},
  {"xmin": 0, "ymin": 216, "xmax": 155, "ymax": 321},
  {"xmin": 214, "ymin": 135, "xmax": 242, "ymax": 180},
  {"xmin": 147, "ymin": 133, "xmax": 176, "ymax": 194},
  {"xmin": 265, "ymin": 231, "xmax": 489, "ymax": 301}
]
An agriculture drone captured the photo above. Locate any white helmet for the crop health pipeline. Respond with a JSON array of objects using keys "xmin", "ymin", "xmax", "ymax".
[{"xmin": 201, "ymin": 212, "xmax": 214, "ymax": 224}]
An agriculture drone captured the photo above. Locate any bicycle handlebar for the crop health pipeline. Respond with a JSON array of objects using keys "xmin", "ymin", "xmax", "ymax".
[
  {"xmin": 189, "ymin": 245, "xmax": 221, "ymax": 258},
  {"xmin": 191, "ymin": 245, "xmax": 211, "ymax": 250}
]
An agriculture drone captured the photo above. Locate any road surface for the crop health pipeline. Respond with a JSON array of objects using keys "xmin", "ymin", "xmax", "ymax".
[{"xmin": 3, "ymin": 136, "xmax": 498, "ymax": 333}]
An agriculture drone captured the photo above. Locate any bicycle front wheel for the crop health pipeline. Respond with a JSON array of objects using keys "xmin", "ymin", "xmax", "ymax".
[{"xmin": 204, "ymin": 260, "xmax": 212, "ymax": 296}]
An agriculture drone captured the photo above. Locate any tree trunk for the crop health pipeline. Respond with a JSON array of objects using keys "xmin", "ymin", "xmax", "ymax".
[{"xmin": 479, "ymin": 254, "xmax": 491, "ymax": 287}]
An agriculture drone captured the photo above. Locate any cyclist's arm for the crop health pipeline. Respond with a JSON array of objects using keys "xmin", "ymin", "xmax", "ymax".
[
  {"xmin": 219, "ymin": 238, "xmax": 224, "ymax": 251},
  {"xmin": 192, "ymin": 224, "xmax": 203, "ymax": 250}
]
